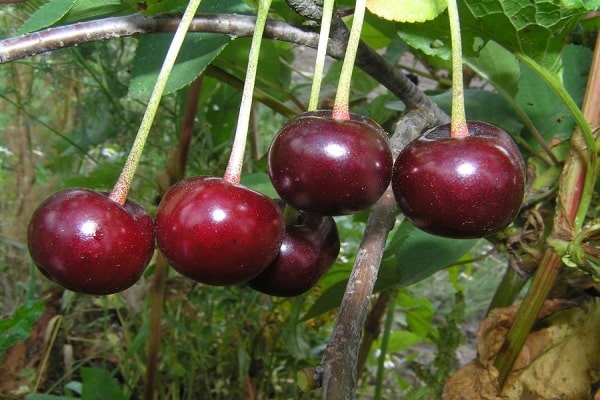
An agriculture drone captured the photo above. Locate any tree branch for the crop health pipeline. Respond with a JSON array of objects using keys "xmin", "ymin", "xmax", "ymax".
[
  {"xmin": 316, "ymin": 107, "xmax": 445, "ymax": 399},
  {"xmin": 0, "ymin": 13, "xmax": 447, "ymax": 119}
]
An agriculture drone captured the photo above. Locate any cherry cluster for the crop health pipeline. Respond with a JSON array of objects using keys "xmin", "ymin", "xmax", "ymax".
[{"xmin": 27, "ymin": 113, "xmax": 525, "ymax": 296}]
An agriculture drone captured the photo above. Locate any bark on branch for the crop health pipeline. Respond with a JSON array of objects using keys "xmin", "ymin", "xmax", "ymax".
[
  {"xmin": 0, "ymin": 13, "xmax": 446, "ymax": 120},
  {"xmin": 316, "ymin": 108, "xmax": 447, "ymax": 399}
]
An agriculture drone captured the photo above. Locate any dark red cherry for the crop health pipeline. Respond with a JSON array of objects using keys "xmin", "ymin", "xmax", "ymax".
[
  {"xmin": 248, "ymin": 209, "xmax": 340, "ymax": 297},
  {"xmin": 27, "ymin": 189, "xmax": 155, "ymax": 295},
  {"xmin": 391, "ymin": 121, "xmax": 526, "ymax": 238},
  {"xmin": 268, "ymin": 110, "xmax": 393, "ymax": 215},
  {"xmin": 155, "ymin": 176, "xmax": 285, "ymax": 285}
]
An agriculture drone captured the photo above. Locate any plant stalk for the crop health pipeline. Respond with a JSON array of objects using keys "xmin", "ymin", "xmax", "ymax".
[
  {"xmin": 374, "ymin": 288, "xmax": 397, "ymax": 400},
  {"xmin": 447, "ymin": 0, "xmax": 468, "ymax": 137},
  {"xmin": 494, "ymin": 32, "xmax": 600, "ymax": 389},
  {"xmin": 143, "ymin": 253, "xmax": 169, "ymax": 400},
  {"xmin": 516, "ymin": 52, "xmax": 597, "ymax": 233},
  {"xmin": 493, "ymin": 248, "xmax": 561, "ymax": 387},
  {"xmin": 331, "ymin": 0, "xmax": 367, "ymax": 120},
  {"xmin": 223, "ymin": 0, "xmax": 272, "ymax": 184},
  {"xmin": 109, "ymin": 0, "xmax": 204, "ymax": 205},
  {"xmin": 308, "ymin": 0, "xmax": 335, "ymax": 111}
]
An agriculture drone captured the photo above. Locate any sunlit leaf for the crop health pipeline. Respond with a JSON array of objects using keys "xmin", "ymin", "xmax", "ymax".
[
  {"xmin": 17, "ymin": 0, "xmax": 76, "ymax": 35},
  {"xmin": 367, "ymin": 0, "xmax": 447, "ymax": 23},
  {"xmin": 397, "ymin": 0, "xmax": 598, "ymax": 72},
  {"xmin": 460, "ymin": 0, "xmax": 599, "ymax": 72}
]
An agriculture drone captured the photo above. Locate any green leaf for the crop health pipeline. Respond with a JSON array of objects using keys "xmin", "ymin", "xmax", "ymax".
[
  {"xmin": 466, "ymin": 40, "xmax": 520, "ymax": 97},
  {"xmin": 81, "ymin": 367, "xmax": 126, "ymax": 400},
  {"xmin": 376, "ymin": 221, "xmax": 479, "ymax": 290},
  {"xmin": 26, "ymin": 395, "xmax": 76, "ymax": 400},
  {"xmin": 61, "ymin": 0, "xmax": 131, "ymax": 25},
  {"xmin": 430, "ymin": 89, "xmax": 523, "ymax": 136},
  {"xmin": 129, "ymin": 33, "xmax": 231, "ymax": 100},
  {"xmin": 460, "ymin": 0, "xmax": 598, "ymax": 72},
  {"xmin": 17, "ymin": 0, "xmax": 76, "ymax": 35},
  {"xmin": 397, "ymin": 0, "xmax": 597, "ymax": 71},
  {"xmin": 0, "ymin": 298, "xmax": 46, "ymax": 359},
  {"xmin": 63, "ymin": 161, "xmax": 122, "ymax": 190},
  {"xmin": 122, "ymin": 0, "xmax": 187, "ymax": 14},
  {"xmin": 383, "ymin": 330, "xmax": 424, "ymax": 353},
  {"xmin": 397, "ymin": 292, "xmax": 434, "ymax": 338},
  {"xmin": 123, "ymin": 0, "xmax": 254, "ymax": 15},
  {"xmin": 281, "ymin": 298, "xmax": 311, "ymax": 359},
  {"xmin": 515, "ymin": 44, "xmax": 592, "ymax": 148},
  {"xmin": 241, "ymin": 173, "xmax": 278, "ymax": 199},
  {"xmin": 303, "ymin": 221, "xmax": 477, "ymax": 320},
  {"xmin": 367, "ymin": 0, "xmax": 447, "ymax": 23},
  {"xmin": 198, "ymin": 0, "xmax": 255, "ymax": 14},
  {"xmin": 396, "ymin": 11, "xmax": 454, "ymax": 61}
]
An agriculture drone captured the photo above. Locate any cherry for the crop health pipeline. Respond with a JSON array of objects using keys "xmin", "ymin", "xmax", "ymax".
[
  {"xmin": 391, "ymin": 121, "xmax": 526, "ymax": 238},
  {"xmin": 268, "ymin": 110, "xmax": 393, "ymax": 215},
  {"xmin": 248, "ymin": 207, "xmax": 340, "ymax": 297},
  {"xmin": 27, "ymin": 189, "xmax": 155, "ymax": 295},
  {"xmin": 155, "ymin": 176, "xmax": 285, "ymax": 285}
]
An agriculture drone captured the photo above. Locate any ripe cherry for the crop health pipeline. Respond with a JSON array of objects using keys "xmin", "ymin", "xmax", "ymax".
[
  {"xmin": 155, "ymin": 176, "xmax": 285, "ymax": 285},
  {"xmin": 391, "ymin": 121, "xmax": 526, "ymax": 238},
  {"xmin": 268, "ymin": 110, "xmax": 393, "ymax": 215},
  {"xmin": 248, "ymin": 207, "xmax": 340, "ymax": 297},
  {"xmin": 27, "ymin": 189, "xmax": 155, "ymax": 295}
]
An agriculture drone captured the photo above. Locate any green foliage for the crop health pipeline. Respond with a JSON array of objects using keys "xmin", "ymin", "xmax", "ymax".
[
  {"xmin": 0, "ymin": 297, "xmax": 46, "ymax": 359},
  {"xmin": 409, "ymin": 292, "xmax": 466, "ymax": 399},
  {"xmin": 16, "ymin": 0, "xmax": 76, "ymax": 35},
  {"xmin": 80, "ymin": 368, "xmax": 126, "ymax": 400},
  {"xmin": 397, "ymin": 0, "xmax": 597, "ymax": 71},
  {"xmin": 1, "ymin": 0, "xmax": 599, "ymax": 398},
  {"xmin": 303, "ymin": 221, "xmax": 478, "ymax": 320},
  {"xmin": 130, "ymin": 33, "xmax": 230, "ymax": 100}
]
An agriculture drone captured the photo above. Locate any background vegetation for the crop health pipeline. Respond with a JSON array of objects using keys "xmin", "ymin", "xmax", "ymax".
[{"xmin": 0, "ymin": 0, "xmax": 599, "ymax": 399}]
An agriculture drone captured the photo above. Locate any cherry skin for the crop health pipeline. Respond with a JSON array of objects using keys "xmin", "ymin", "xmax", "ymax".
[
  {"xmin": 248, "ymin": 208, "xmax": 340, "ymax": 297},
  {"xmin": 268, "ymin": 110, "xmax": 393, "ymax": 215},
  {"xmin": 27, "ymin": 189, "xmax": 155, "ymax": 295},
  {"xmin": 391, "ymin": 121, "xmax": 526, "ymax": 238},
  {"xmin": 155, "ymin": 176, "xmax": 285, "ymax": 286}
]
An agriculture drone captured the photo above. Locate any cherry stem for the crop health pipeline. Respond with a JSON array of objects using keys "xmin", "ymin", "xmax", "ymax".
[
  {"xmin": 447, "ymin": 0, "xmax": 469, "ymax": 138},
  {"xmin": 223, "ymin": 0, "xmax": 272, "ymax": 184},
  {"xmin": 109, "ymin": 0, "xmax": 204, "ymax": 205},
  {"xmin": 307, "ymin": 0, "xmax": 335, "ymax": 111},
  {"xmin": 331, "ymin": 0, "xmax": 367, "ymax": 120}
]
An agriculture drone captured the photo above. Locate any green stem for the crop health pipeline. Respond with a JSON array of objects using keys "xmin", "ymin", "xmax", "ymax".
[
  {"xmin": 494, "ymin": 248, "xmax": 562, "ymax": 387},
  {"xmin": 223, "ymin": 0, "xmax": 272, "ymax": 184},
  {"xmin": 109, "ymin": 0, "xmax": 204, "ymax": 205},
  {"xmin": 331, "ymin": 0, "xmax": 367, "ymax": 120},
  {"xmin": 374, "ymin": 289, "xmax": 397, "ymax": 400},
  {"xmin": 487, "ymin": 260, "xmax": 529, "ymax": 313},
  {"xmin": 308, "ymin": 0, "xmax": 335, "ymax": 111},
  {"xmin": 516, "ymin": 53, "xmax": 597, "ymax": 233},
  {"xmin": 447, "ymin": 0, "xmax": 468, "ymax": 137}
]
